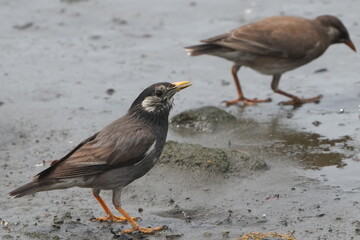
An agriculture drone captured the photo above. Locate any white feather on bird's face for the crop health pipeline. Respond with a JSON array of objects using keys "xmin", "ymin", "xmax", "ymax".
[
  {"xmin": 141, "ymin": 85, "xmax": 174, "ymax": 113},
  {"xmin": 327, "ymin": 26, "xmax": 340, "ymax": 43}
]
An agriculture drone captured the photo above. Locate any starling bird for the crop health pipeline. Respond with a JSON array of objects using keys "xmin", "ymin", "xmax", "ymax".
[
  {"xmin": 185, "ymin": 15, "xmax": 356, "ymax": 106},
  {"xmin": 9, "ymin": 81, "xmax": 191, "ymax": 234}
]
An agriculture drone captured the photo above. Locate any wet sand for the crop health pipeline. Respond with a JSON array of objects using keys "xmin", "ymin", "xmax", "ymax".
[{"xmin": 1, "ymin": 0, "xmax": 360, "ymax": 239}]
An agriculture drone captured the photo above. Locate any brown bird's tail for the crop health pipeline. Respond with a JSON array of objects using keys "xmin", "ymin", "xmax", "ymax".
[
  {"xmin": 9, "ymin": 181, "xmax": 53, "ymax": 198},
  {"xmin": 184, "ymin": 43, "xmax": 223, "ymax": 56}
]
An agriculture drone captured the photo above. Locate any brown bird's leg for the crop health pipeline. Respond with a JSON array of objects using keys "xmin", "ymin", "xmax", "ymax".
[
  {"xmin": 271, "ymin": 74, "xmax": 322, "ymax": 106},
  {"xmin": 91, "ymin": 189, "xmax": 137, "ymax": 223},
  {"xmin": 112, "ymin": 190, "xmax": 164, "ymax": 234},
  {"xmin": 225, "ymin": 64, "xmax": 271, "ymax": 106}
]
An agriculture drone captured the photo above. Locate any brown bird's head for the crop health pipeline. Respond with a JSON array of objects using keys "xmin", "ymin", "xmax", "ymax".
[{"xmin": 316, "ymin": 15, "xmax": 356, "ymax": 52}]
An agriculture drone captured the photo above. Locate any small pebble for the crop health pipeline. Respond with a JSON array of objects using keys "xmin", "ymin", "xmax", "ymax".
[
  {"xmin": 314, "ymin": 68, "xmax": 328, "ymax": 73},
  {"xmin": 14, "ymin": 22, "xmax": 33, "ymax": 30},
  {"xmin": 203, "ymin": 232, "xmax": 212, "ymax": 237},
  {"xmin": 106, "ymin": 88, "xmax": 115, "ymax": 95},
  {"xmin": 312, "ymin": 121, "xmax": 321, "ymax": 126},
  {"xmin": 221, "ymin": 230, "xmax": 230, "ymax": 238}
]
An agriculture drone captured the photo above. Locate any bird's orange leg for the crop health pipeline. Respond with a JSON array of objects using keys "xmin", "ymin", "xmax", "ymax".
[
  {"xmin": 224, "ymin": 64, "xmax": 271, "ymax": 106},
  {"xmin": 271, "ymin": 74, "xmax": 322, "ymax": 106},
  {"xmin": 92, "ymin": 192, "xmax": 137, "ymax": 223},
  {"xmin": 114, "ymin": 205, "xmax": 165, "ymax": 234}
]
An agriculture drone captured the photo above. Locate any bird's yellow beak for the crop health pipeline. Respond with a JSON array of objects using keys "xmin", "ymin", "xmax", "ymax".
[
  {"xmin": 171, "ymin": 81, "xmax": 192, "ymax": 91},
  {"xmin": 344, "ymin": 39, "xmax": 357, "ymax": 52}
]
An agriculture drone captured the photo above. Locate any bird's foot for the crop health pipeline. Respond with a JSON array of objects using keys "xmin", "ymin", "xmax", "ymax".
[
  {"xmin": 91, "ymin": 215, "xmax": 139, "ymax": 223},
  {"xmin": 224, "ymin": 97, "xmax": 272, "ymax": 106},
  {"xmin": 279, "ymin": 95, "xmax": 323, "ymax": 106},
  {"xmin": 121, "ymin": 225, "xmax": 166, "ymax": 235}
]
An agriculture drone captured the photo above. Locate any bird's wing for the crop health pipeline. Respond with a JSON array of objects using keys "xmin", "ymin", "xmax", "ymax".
[
  {"xmin": 37, "ymin": 121, "xmax": 156, "ymax": 179},
  {"xmin": 36, "ymin": 133, "xmax": 99, "ymax": 179},
  {"xmin": 201, "ymin": 17, "xmax": 321, "ymax": 59}
]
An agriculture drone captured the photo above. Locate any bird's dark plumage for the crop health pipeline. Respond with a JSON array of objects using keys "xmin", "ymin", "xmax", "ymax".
[
  {"xmin": 185, "ymin": 15, "xmax": 356, "ymax": 106},
  {"xmin": 9, "ymin": 81, "xmax": 191, "ymax": 234}
]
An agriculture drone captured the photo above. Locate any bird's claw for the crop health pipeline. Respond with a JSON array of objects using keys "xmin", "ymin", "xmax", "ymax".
[{"xmin": 279, "ymin": 95, "xmax": 323, "ymax": 106}]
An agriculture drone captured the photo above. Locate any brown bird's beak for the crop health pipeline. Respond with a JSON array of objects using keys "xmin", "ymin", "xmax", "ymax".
[
  {"xmin": 171, "ymin": 81, "xmax": 192, "ymax": 91},
  {"xmin": 343, "ymin": 39, "xmax": 357, "ymax": 52}
]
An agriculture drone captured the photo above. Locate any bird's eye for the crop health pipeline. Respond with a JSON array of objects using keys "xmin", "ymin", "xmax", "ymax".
[{"xmin": 154, "ymin": 89, "xmax": 163, "ymax": 97}]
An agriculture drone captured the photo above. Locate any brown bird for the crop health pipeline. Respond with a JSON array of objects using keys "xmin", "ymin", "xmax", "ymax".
[
  {"xmin": 185, "ymin": 15, "xmax": 356, "ymax": 106},
  {"xmin": 9, "ymin": 81, "xmax": 191, "ymax": 235}
]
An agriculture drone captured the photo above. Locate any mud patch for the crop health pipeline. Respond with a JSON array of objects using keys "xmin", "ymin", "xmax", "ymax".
[
  {"xmin": 159, "ymin": 141, "xmax": 267, "ymax": 175},
  {"xmin": 265, "ymin": 131, "xmax": 354, "ymax": 168},
  {"xmin": 171, "ymin": 106, "xmax": 241, "ymax": 132}
]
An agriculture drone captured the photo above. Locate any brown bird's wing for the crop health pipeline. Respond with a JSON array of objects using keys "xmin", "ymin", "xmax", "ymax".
[
  {"xmin": 201, "ymin": 16, "xmax": 322, "ymax": 59},
  {"xmin": 36, "ymin": 118, "xmax": 156, "ymax": 179}
]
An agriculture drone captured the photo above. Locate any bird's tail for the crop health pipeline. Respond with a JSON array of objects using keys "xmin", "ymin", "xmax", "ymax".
[
  {"xmin": 9, "ymin": 181, "xmax": 53, "ymax": 198},
  {"xmin": 184, "ymin": 43, "xmax": 223, "ymax": 56}
]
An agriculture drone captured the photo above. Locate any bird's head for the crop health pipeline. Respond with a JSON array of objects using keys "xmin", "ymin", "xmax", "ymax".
[
  {"xmin": 129, "ymin": 81, "xmax": 191, "ymax": 123},
  {"xmin": 316, "ymin": 15, "xmax": 356, "ymax": 52}
]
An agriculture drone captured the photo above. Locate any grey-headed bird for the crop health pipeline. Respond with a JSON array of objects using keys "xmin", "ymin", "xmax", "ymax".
[{"xmin": 9, "ymin": 81, "xmax": 191, "ymax": 234}]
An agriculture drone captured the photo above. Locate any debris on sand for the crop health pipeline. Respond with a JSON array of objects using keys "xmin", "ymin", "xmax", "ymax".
[
  {"xmin": 112, "ymin": 18, "xmax": 128, "ymax": 25},
  {"xmin": 13, "ymin": 22, "xmax": 33, "ymax": 30},
  {"xmin": 53, "ymin": 211, "xmax": 72, "ymax": 225},
  {"xmin": 237, "ymin": 231, "xmax": 298, "ymax": 240}
]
